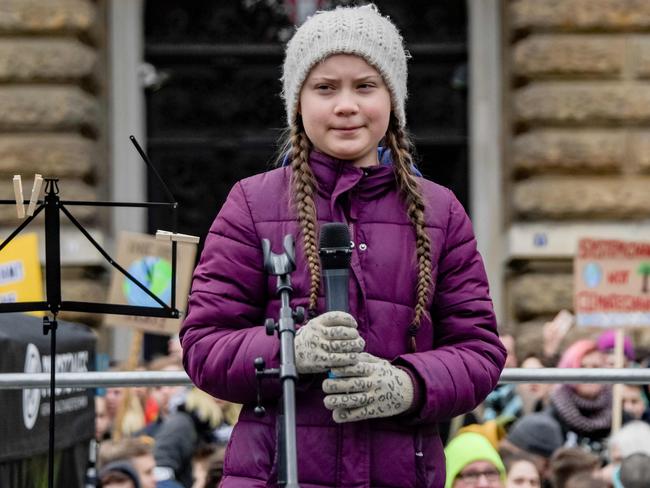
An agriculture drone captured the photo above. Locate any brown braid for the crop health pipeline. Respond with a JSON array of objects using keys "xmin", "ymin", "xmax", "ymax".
[
  {"xmin": 288, "ymin": 123, "xmax": 321, "ymax": 314},
  {"xmin": 384, "ymin": 116, "xmax": 433, "ymax": 352}
]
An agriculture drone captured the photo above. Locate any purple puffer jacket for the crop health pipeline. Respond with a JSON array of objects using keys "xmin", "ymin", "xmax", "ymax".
[{"xmin": 181, "ymin": 150, "xmax": 506, "ymax": 488}]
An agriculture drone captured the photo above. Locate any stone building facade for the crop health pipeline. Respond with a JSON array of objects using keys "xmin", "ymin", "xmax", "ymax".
[
  {"xmin": 506, "ymin": 0, "xmax": 650, "ymax": 354},
  {"xmin": 5, "ymin": 0, "xmax": 650, "ymax": 357},
  {"xmin": 0, "ymin": 0, "xmax": 105, "ymax": 327}
]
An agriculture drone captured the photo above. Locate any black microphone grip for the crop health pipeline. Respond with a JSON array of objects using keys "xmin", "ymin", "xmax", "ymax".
[
  {"xmin": 319, "ymin": 222, "xmax": 352, "ymax": 314},
  {"xmin": 323, "ymin": 268, "xmax": 349, "ymax": 312}
]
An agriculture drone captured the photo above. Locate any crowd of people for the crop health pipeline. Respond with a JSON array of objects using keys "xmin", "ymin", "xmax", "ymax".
[
  {"xmin": 92, "ymin": 335, "xmax": 239, "ymax": 488},
  {"xmin": 90, "ymin": 315, "xmax": 650, "ymax": 488},
  {"xmin": 443, "ymin": 314, "xmax": 650, "ymax": 488}
]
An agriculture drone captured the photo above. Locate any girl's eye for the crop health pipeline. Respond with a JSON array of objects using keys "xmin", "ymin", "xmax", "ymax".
[
  {"xmin": 358, "ymin": 83, "xmax": 375, "ymax": 90},
  {"xmin": 316, "ymin": 84, "xmax": 332, "ymax": 91}
]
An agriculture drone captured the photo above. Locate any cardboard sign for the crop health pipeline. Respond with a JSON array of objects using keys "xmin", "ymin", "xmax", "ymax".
[
  {"xmin": 575, "ymin": 238, "xmax": 650, "ymax": 328},
  {"xmin": 0, "ymin": 233, "xmax": 43, "ymax": 316},
  {"xmin": 104, "ymin": 232, "xmax": 197, "ymax": 335}
]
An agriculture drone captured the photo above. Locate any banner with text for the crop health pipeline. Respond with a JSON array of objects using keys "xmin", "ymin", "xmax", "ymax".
[
  {"xmin": 575, "ymin": 238, "xmax": 650, "ymax": 327},
  {"xmin": 0, "ymin": 233, "xmax": 43, "ymax": 316}
]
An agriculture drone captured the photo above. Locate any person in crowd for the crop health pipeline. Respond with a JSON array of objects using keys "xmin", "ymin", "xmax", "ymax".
[
  {"xmin": 105, "ymin": 363, "xmax": 147, "ymax": 439},
  {"xmin": 98, "ymin": 460, "xmax": 141, "ymax": 488},
  {"xmin": 96, "ymin": 395, "xmax": 112, "ymax": 442},
  {"xmin": 458, "ymin": 418, "xmax": 510, "ymax": 451},
  {"xmin": 168, "ymin": 334, "xmax": 183, "ymax": 363},
  {"xmin": 98, "ymin": 437, "xmax": 157, "ymax": 488},
  {"xmin": 598, "ymin": 420, "xmax": 650, "ymax": 486},
  {"xmin": 499, "ymin": 412, "xmax": 564, "ymax": 486},
  {"xmin": 140, "ymin": 355, "xmax": 187, "ymax": 438},
  {"xmin": 190, "ymin": 445, "xmax": 225, "ymax": 488},
  {"xmin": 179, "ymin": 4, "xmax": 506, "ymax": 487},
  {"xmin": 563, "ymin": 471, "xmax": 607, "ymax": 488},
  {"xmin": 618, "ymin": 453, "xmax": 650, "ymax": 488},
  {"xmin": 445, "ymin": 432, "xmax": 506, "ymax": 488},
  {"xmin": 211, "ymin": 399, "xmax": 241, "ymax": 447},
  {"xmin": 201, "ymin": 450, "xmax": 225, "ymax": 488},
  {"xmin": 549, "ymin": 447, "xmax": 600, "ymax": 488},
  {"xmin": 502, "ymin": 453, "xmax": 541, "ymax": 488},
  {"xmin": 547, "ymin": 339, "xmax": 611, "ymax": 454},
  {"xmin": 483, "ymin": 354, "xmax": 550, "ymax": 422},
  {"xmin": 482, "ymin": 334, "xmax": 518, "ymax": 421},
  {"xmin": 517, "ymin": 356, "xmax": 552, "ymax": 414},
  {"xmin": 621, "ymin": 384, "xmax": 649, "ymax": 422},
  {"xmin": 153, "ymin": 387, "xmax": 223, "ymax": 488}
]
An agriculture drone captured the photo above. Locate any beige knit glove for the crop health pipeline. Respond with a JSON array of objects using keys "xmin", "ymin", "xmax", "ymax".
[
  {"xmin": 294, "ymin": 311, "xmax": 365, "ymax": 374},
  {"xmin": 322, "ymin": 353, "xmax": 414, "ymax": 423}
]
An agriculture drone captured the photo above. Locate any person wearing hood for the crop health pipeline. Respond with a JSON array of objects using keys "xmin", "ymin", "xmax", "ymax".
[{"xmin": 445, "ymin": 432, "xmax": 506, "ymax": 488}]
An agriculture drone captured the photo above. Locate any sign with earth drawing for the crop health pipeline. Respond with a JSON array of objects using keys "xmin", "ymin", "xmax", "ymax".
[
  {"xmin": 104, "ymin": 232, "xmax": 197, "ymax": 335},
  {"xmin": 575, "ymin": 238, "xmax": 650, "ymax": 328}
]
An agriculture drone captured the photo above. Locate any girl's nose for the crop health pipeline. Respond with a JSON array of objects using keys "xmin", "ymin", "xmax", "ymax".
[{"xmin": 333, "ymin": 91, "xmax": 359, "ymax": 116}]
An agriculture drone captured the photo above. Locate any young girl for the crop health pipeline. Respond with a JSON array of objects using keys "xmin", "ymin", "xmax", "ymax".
[{"xmin": 180, "ymin": 5, "xmax": 506, "ymax": 487}]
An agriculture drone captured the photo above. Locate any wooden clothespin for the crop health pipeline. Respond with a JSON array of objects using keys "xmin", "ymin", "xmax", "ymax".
[
  {"xmin": 13, "ymin": 175, "xmax": 25, "ymax": 219},
  {"xmin": 26, "ymin": 174, "xmax": 43, "ymax": 217},
  {"xmin": 155, "ymin": 230, "xmax": 200, "ymax": 244}
]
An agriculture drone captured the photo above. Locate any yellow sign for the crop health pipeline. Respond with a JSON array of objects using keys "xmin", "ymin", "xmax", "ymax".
[{"xmin": 0, "ymin": 233, "xmax": 44, "ymax": 316}]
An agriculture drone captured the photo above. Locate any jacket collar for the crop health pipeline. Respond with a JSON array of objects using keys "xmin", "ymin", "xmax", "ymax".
[{"xmin": 308, "ymin": 149, "xmax": 396, "ymax": 203}]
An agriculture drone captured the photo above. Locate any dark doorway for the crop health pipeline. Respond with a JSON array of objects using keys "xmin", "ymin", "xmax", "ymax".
[{"xmin": 144, "ymin": 0, "xmax": 468, "ymax": 242}]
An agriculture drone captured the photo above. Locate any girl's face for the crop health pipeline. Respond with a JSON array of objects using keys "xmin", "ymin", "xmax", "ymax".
[
  {"xmin": 506, "ymin": 460, "xmax": 540, "ymax": 488},
  {"xmin": 299, "ymin": 54, "xmax": 391, "ymax": 168}
]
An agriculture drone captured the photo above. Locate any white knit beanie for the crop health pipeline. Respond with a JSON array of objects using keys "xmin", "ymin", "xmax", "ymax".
[{"xmin": 282, "ymin": 4, "xmax": 409, "ymax": 128}]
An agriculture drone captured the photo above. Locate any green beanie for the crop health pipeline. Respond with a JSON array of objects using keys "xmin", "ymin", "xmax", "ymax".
[{"xmin": 444, "ymin": 432, "xmax": 506, "ymax": 488}]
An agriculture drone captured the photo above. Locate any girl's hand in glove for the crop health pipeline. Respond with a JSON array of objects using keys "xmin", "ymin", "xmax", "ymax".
[
  {"xmin": 322, "ymin": 353, "xmax": 414, "ymax": 423},
  {"xmin": 294, "ymin": 311, "xmax": 365, "ymax": 374}
]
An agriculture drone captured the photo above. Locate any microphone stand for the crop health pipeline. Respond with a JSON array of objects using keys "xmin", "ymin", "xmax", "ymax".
[
  {"xmin": 0, "ymin": 137, "xmax": 181, "ymax": 488},
  {"xmin": 254, "ymin": 234, "xmax": 304, "ymax": 488}
]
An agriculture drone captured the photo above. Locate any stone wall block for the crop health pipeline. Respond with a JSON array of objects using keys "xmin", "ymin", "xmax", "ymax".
[
  {"xmin": 513, "ymin": 176, "xmax": 650, "ymax": 219},
  {"xmin": 510, "ymin": 273, "xmax": 574, "ymax": 318},
  {"xmin": 0, "ymin": 178, "xmax": 96, "ymax": 222},
  {"xmin": 515, "ymin": 83, "xmax": 650, "ymax": 125},
  {"xmin": 0, "ymin": 38, "xmax": 95, "ymax": 81},
  {"xmin": 512, "ymin": 130, "xmax": 624, "ymax": 173},
  {"xmin": 0, "ymin": 86, "xmax": 97, "ymax": 131},
  {"xmin": 0, "ymin": 134, "xmax": 94, "ymax": 177},
  {"xmin": 629, "ymin": 131, "xmax": 650, "ymax": 172},
  {"xmin": 511, "ymin": 0, "xmax": 650, "ymax": 31},
  {"xmin": 631, "ymin": 36, "xmax": 650, "ymax": 79},
  {"xmin": 513, "ymin": 35, "xmax": 624, "ymax": 78},
  {"xmin": 0, "ymin": 0, "xmax": 95, "ymax": 34}
]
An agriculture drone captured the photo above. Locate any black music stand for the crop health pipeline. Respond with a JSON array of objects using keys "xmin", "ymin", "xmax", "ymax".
[{"xmin": 0, "ymin": 137, "xmax": 182, "ymax": 488}]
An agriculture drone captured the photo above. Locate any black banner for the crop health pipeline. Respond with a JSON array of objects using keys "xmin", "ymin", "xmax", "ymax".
[{"xmin": 0, "ymin": 313, "xmax": 95, "ymax": 462}]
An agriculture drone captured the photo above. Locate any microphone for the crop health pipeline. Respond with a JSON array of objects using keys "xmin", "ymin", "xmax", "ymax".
[{"xmin": 319, "ymin": 223, "xmax": 352, "ymax": 312}]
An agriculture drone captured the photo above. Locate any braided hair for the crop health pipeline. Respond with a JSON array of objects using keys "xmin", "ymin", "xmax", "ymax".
[
  {"xmin": 384, "ymin": 115, "xmax": 433, "ymax": 352},
  {"xmin": 279, "ymin": 115, "xmax": 433, "ymax": 351}
]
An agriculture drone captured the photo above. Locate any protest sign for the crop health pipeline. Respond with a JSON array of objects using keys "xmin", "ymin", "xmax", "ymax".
[{"xmin": 104, "ymin": 232, "xmax": 196, "ymax": 335}]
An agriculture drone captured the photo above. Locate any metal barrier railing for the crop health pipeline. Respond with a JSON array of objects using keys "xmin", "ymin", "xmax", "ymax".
[{"xmin": 1, "ymin": 368, "xmax": 650, "ymax": 389}]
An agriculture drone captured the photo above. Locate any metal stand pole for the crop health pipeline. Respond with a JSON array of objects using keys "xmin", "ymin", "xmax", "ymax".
[{"xmin": 254, "ymin": 235, "xmax": 304, "ymax": 488}]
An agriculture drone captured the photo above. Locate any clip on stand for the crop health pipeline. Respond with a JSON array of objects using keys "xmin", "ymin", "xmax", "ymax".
[
  {"xmin": 0, "ymin": 137, "xmax": 183, "ymax": 488},
  {"xmin": 254, "ymin": 234, "xmax": 305, "ymax": 488}
]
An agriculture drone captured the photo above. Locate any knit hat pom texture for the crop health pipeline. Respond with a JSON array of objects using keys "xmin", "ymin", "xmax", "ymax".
[{"xmin": 282, "ymin": 4, "xmax": 409, "ymax": 128}]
